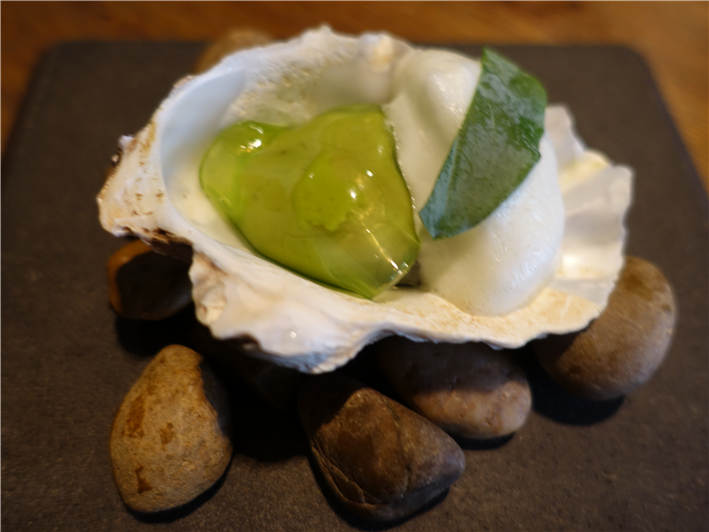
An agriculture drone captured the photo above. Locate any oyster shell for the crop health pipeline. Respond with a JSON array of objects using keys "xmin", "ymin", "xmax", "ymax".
[{"xmin": 98, "ymin": 27, "xmax": 632, "ymax": 373}]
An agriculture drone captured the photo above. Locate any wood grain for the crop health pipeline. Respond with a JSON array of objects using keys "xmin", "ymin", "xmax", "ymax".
[{"xmin": 2, "ymin": 1, "xmax": 707, "ymax": 189}]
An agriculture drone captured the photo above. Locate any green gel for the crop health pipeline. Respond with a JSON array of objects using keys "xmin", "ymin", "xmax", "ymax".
[{"xmin": 199, "ymin": 104, "xmax": 420, "ymax": 298}]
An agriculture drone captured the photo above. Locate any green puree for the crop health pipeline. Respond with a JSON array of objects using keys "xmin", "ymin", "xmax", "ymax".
[{"xmin": 199, "ymin": 104, "xmax": 420, "ymax": 299}]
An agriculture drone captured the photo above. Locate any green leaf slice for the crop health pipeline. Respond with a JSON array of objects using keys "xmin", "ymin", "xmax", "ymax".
[{"xmin": 420, "ymin": 48, "xmax": 547, "ymax": 239}]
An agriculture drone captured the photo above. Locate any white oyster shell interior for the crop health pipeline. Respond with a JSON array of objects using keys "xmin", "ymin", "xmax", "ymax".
[
  {"xmin": 383, "ymin": 49, "xmax": 566, "ymax": 317},
  {"xmin": 98, "ymin": 27, "xmax": 633, "ymax": 373}
]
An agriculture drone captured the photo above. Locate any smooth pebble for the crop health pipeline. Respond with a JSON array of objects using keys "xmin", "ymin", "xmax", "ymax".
[
  {"xmin": 534, "ymin": 256, "xmax": 676, "ymax": 400},
  {"xmin": 298, "ymin": 372, "xmax": 465, "ymax": 521},
  {"xmin": 377, "ymin": 338, "xmax": 532, "ymax": 439},
  {"xmin": 110, "ymin": 345, "xmax": 233, "ymax": 513}
]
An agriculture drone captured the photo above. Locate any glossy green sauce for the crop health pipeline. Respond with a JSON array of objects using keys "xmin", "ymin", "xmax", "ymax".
[{"xmin": 199, "ymin": 104, "xmax": 420, "ymax": 298}]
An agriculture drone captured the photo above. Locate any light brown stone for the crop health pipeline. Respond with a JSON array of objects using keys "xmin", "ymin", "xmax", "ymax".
[
  {"xmin": 110, "ymin": 345, "xmax": 233, "ymax": 513},
  {"xmin": 376, "ymin": 338, "xmax": 532, "ymax": 439},
  {"xmin": 298, "ymin": 372, "xmax": 464, "ymax": 521},
  {"xmin": 534, "ymin": 256, "xmax": 676, "ymax": 400}
]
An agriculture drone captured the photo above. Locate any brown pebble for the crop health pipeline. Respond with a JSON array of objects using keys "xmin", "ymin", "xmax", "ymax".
[
  {"xmin": 298, "ymin": 372, "xmax": 464, "ymax": 521},
  {"xmin": 107, "ymin": 240, "xmax": 192, "ymax": 320},
  {"xmin": 110, "ymin": 345, "xmax": 233, "ymax": 513},
  {"xmin": 108, "ymin": 240, "xmax": 151, "ymax": 314},
  {"xmin": 534, "ymin": 256, "xmax": 676, "ymax": 400},
  {"xmin": 376, "ymin": 338, "xmax": 532, "ymax": 439},
  {"xmin": 193, "ymin": 28, "xmax": 273, "ymax": 73}
]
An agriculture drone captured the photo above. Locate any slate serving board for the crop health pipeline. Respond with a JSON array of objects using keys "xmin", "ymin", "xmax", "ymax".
[{"xmin": 2, "ymin": 42, "xmax": 708, "ymax": 531}]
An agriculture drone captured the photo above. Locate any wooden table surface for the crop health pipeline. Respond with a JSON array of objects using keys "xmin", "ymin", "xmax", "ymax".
[{"xmin": 2, "ymin": 1, "xmax": 707, "ymax": 190}]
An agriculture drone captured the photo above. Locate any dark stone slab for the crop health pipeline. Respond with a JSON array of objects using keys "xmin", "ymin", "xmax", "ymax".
[{"xmin": 2, "ymin": 41, "xmax": 707, "ymax": 531}]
